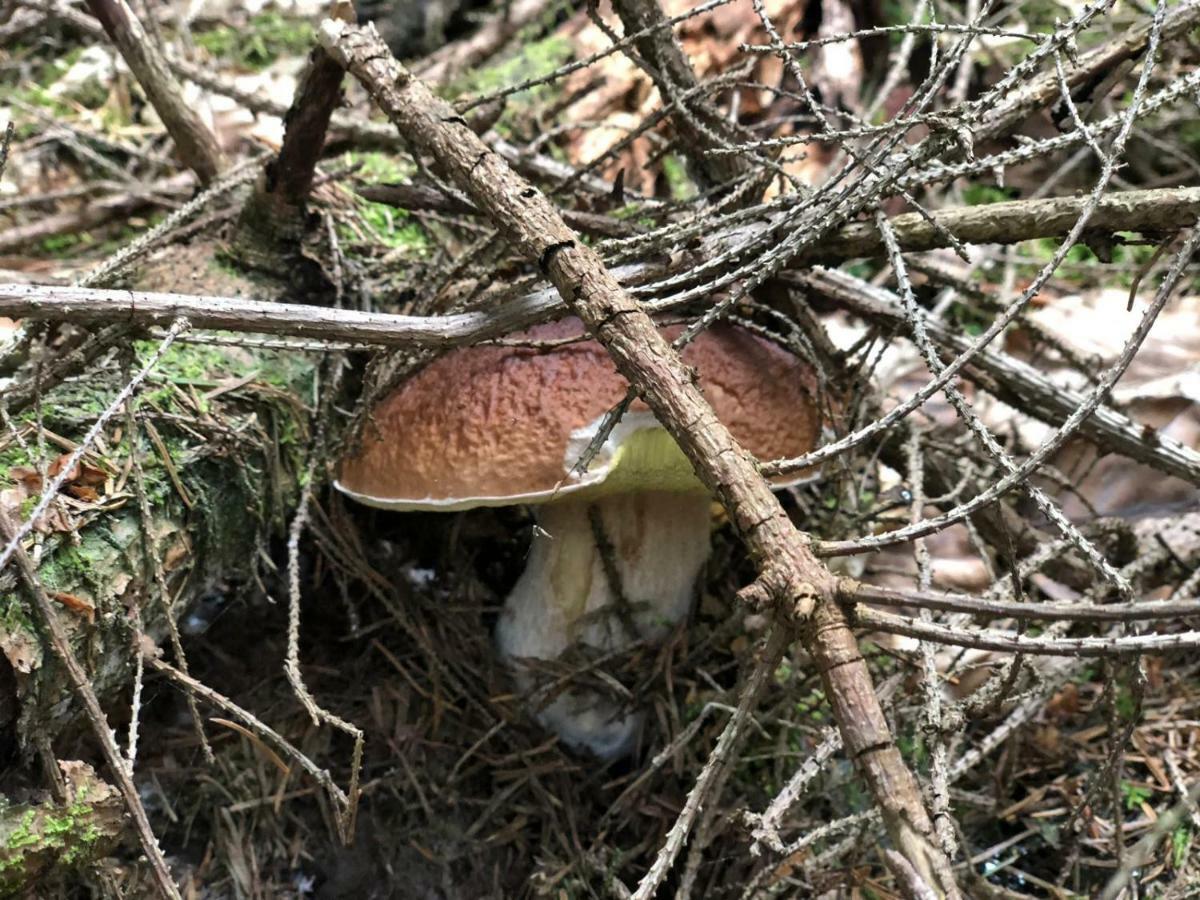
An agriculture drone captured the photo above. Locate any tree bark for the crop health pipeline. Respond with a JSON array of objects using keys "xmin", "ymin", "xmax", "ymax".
[{"xmin": 234, "ymin": 2, "xmax": 353, "ymax": 278}]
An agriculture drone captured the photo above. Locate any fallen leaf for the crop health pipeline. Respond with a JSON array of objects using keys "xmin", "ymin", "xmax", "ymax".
[
  {"xmin": 66, "ymin": 484, "xmax": 101, "ymax": 502},
  {"xmin": 163, "ymin": 536, "xmax": 191, "ymax": 572},
  {"xmin": 49, "ymin": 591, "xmax": 96, "ymax": 624},
  {"xmin": 46, "ymin": 452, "xmax": 79, "ymax": 481},
  {"xmin": 76, "ymin": 462, "xmax": 108, "ymax": 486},
  {"xmin": 0, "ymin": 622, "xmax": 42, "ymax": 674},
  {"xmin": 7, "ymin": 466, "xmax": 42, "ymax": 490}
]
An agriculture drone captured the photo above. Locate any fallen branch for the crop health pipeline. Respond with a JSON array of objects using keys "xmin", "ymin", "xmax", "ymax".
[
  {"xmin": 0, "ymin": 175, "xmax": 193, "ymax": 255},
  {"xmin": 845, "ymin": 581, "xmax": 1200, "ymax": 623},
  {"xmin": 791, "ymin": 267, "xmax": 1200, "ymax": 486},
  {"xmin": 855, "ymin": 607, "xmax": 1200, "ymax": 656},
  {"xmin": 317, "ymin": 17, "xmax": 956, "ymax": 895},
  {"xmin": 361, "ymin": 183, "xmax": 1200, "ymax": 256},
  {"xmin": 0, "ymin": 281, "xmax": 562, "ymax": 346},
  {"xmin": 235, "ymin": 1, "xmax": 354, "ymax": 269},
  {"xmin": 798, "ymin": 186, "xmax": 1200, "ymax": 261},
  {"xmin": 5, "ymin": 245, "xmax": 1200, "ymax": 494},
  {"xmin": 610, "ymin": 0, "xmax": 751, "ymax": 190},
  {"xmin": 83, "ymin": 0, "xmax": 224, "ymax": 185}
]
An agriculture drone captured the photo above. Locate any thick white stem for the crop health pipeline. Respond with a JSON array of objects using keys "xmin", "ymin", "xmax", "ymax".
[{"xmin": 495, "ymin": 491, "xmax": 712, "ymax": 758}]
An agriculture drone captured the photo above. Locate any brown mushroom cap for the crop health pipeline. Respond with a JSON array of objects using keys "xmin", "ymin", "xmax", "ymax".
[{"xmin": 337, "ymin": 318, "xmax": 823, "ymax": 510}]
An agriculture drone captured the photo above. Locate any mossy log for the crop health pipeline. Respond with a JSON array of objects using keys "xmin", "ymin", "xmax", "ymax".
[
  {"xmin": 0, "ymin": 246, "xmax": 312, "ymax": 752},
  {"xmin": 0, "ymin": 761, "xmax": 123, "ymax": 897}
]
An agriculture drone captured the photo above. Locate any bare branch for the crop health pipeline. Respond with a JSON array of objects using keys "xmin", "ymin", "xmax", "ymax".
[
  {"xmin": 845, "ymin": 582, "xmax": 1200, "ymax": 624},
  {"xmin": 83, "ymin": 0, "xmax": 225, "ymax": 184},
  {"xmin": 317, "ymin": 17, "xmax": 955, "ymax": 892}
]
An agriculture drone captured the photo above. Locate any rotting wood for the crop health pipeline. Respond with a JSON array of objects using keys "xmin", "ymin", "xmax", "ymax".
[
  {"xmin": 234, "ymin": 2, "xmax": 354, "ymax": 275},
  {"xmin": 0, "ymin": 507, "xmax": 183, "ymax": 900},
  {"xmin": 315, "ymin": 18, "xmax": 957, "ymax": 894},
  {"xmin": 0, "ymin": 760, "xmax": 124, "ymax": 895}
]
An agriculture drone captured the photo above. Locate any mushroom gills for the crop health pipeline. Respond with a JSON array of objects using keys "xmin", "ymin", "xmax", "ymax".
[{"xmin": 495, "ymin": 491, "xmax": 713, "ymax": 758}]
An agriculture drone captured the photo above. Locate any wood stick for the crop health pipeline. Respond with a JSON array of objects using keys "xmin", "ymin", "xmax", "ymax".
[
  {"xmin": 84, "ymin": 0, "xmax": 224, "ymax": 185},
  {"xmin": 316, "ymin": 18, "xmax": 956, "ymax": 894}
]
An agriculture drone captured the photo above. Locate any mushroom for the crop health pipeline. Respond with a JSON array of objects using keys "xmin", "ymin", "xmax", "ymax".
[{"xmin": 337, "ymin": 318, "xmax": 822, "ymax": 758}]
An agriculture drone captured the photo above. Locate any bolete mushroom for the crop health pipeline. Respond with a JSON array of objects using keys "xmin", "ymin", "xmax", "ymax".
[{"xmin": 337, "ymin": 318, "xmax": 822, "ymax": 758}]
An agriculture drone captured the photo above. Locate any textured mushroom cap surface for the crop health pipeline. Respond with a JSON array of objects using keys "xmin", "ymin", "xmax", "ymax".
[{"xmin": 337, "ymin": 318, "xmax": 822, "ymax": 509}]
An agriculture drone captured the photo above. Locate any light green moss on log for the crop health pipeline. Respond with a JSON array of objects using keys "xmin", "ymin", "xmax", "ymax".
[
  {"xmin": 0, "ymin": 765, "xmax": 123, "ymax": 896},
  {"xmin": 0, "ymin": 323, "xmax": 312, "ymax": 744}
]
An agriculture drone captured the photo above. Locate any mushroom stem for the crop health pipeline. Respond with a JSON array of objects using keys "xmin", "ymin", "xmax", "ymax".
[{"xmin": 495, "ymin": 491, "xmax": 713, "ymax": 758}]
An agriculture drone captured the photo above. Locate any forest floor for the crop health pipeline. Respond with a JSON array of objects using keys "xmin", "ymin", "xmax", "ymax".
[{"xmin": 3, "ymin": 0, "xmax": 1200, "ymax": 898}]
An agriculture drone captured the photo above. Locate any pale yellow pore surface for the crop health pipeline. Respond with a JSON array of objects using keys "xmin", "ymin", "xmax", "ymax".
[{"xmin": 337, "ymin": 318, "xmax": 822, "ymax": 508}]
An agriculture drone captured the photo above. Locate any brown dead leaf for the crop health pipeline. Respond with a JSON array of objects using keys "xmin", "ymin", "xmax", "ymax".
[
  {"xmin": 0, "ymin": 622, "xmax": 42, "ymax": 674},
  {"xmin": 75, "ymin": 462, "xmax": 108, "ymax": 486},
  {"xmin": 47, "ymin": 452, "xmax": 79, "ymax": 481},
  {"xmin": 1145, "ymin": 656, "xmax": 1165, "ymax": 691},
  {"xmin": 7, "ymin": 465, "xmax": 42, "ymax": 491},
  {"xmin": 66, "ymin": 484, "xmax": 101, "ymax": 502},
  {"xmin": 59, "ymin": 760, "xmax": 117, "ymax": 800},
  {"xmin": 1045, "ymin": 682, "xmax": 1081, "ymax": 721},
  {"xmin": 45, "ymin": 454, "xmax": 108, "ymax": 488},
  {"xmin": 111, "ymin": 572, "xmax": 132, "ymax": 597},
  {"xmin": 1032, "ymin": 725, "xmax": 1062, "ymax": 756},
  {"xmin": 0, "ymin": 480, "xmax": 71, "ymax": 535},
  {"xmin": 0, "ymin": 486, "xmax": 25, "ymax": 517},
  {"xmin": 163, "ymin": 536, "xmax": 191, "ymax": 572},
  {"xmin": 49, "ymin": 590, "xmax": 96, "ymax": 624},
  {"xmin": 560, "ymin": 0, "xmax": 814, "ymax": 190},
  {"xmin": 39, "ymin": 505, "xmax": 74, "ymax": 535}
]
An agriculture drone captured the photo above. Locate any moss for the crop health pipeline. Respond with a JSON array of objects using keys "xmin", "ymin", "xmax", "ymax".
[
  {"xmin": 0, "ymin": 445, "xmax": 33, "ymax": 483},
  {"xmin": 95, "ymin": 211, "xmax": 167, "ymax": 256},
  {"xmin": 447, "ymin": 31, "xmax": 574, "ymax": 137},
  {"xmin": 354, "ymin": 202, "xmax": 430, "ymax": 253},
  {"xmin": 1, "ymin": 305, "xmax": 312, "ymax": 745},
  {"xmin": 4, "ymin": 810, "xmax": 40, "ymax": 853},
  {"xmin": 961, "ymin": 184, "xmax": 1017, "ymax": 206},
  {"xmin": 17, "ymin": 497, "xmax": 36, "ymax": 522},
  {"xmin": 150, "ymin": 343, "xmax": 241, "ymax": 383},
  {"xmin": 660, "ymin": 154, "xmax": 695, "ymax": 202},
  {"xmin": 1173, "ymin": 825, "xmax": 1191, "ymax": 868},
  {"xmin": 0, "ymin": 795, "xmax": 110, "ymax": 879},
  {"xmin": 39, "ymin": 232, "xmax": 92, "ymax": 258},
  {"xmin": 144, "ymin": 341, "xmax": 299, "ymax": 389},
  {"xmin": 339, "ymin": 152, "xmax": 431, "ymax": 254},
  {"xmin": 453, "ymin": 33, "xmax": 572, "ymax": 97},
  {"xmin": 194, "ymin": 12, "xmax": 314, "ymax": 71},
  {"xmin": 345, "ymin": 151, "xmax": 411, "ymax": 183},
  {"xmin": 949, "ymin": 300, "xmax": 991, "ymax": 337},
  {"xmin": 0, "ymin": 592, "xmax": 33, "ymax": 636},
  {"xmin": 36, "ymin": 541, "xmax": 105, "ymax": 598}
]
